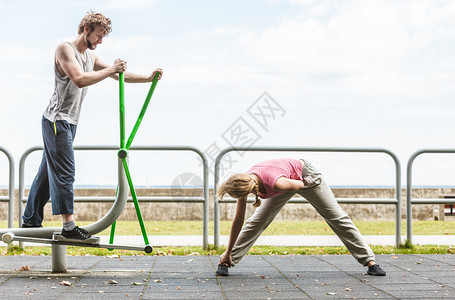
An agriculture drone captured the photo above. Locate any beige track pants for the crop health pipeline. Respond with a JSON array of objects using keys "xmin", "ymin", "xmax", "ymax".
[{"xmin": 231, "ymin": 160, "xmax": 375, "ymax": 266}]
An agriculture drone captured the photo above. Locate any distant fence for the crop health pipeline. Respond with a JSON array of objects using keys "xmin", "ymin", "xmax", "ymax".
[{"xmin": 214, "ymin": 147, "xmax": 402, "ymax": 247}]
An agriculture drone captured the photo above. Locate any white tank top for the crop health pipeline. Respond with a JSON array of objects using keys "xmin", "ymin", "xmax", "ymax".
[{"xmin": 43, "ymin": 42, "xmax": 94, "ymax": 125}]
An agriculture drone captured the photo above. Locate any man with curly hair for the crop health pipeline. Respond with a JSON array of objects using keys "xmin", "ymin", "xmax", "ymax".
[{"xmin": 21, "ymin": 11, "xmax": 163, "ymax": 240}]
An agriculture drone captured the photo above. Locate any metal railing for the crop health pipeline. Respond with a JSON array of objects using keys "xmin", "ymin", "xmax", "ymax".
[
  {"xmin": 214, "ymin": 147, "xmax": 402, "ymax": 248},
  {"xmin": 6, "ymin": 145, "xmax": 455, "ymax": 248},
  {"xmin": 18, "ymin": 145, "xmax": 210, "ymax": 249},
  {"xmin": 0, "ymin": 146, "xmax": 14, "ymax": 228},
  {"xmin": 406, "ymin": 149, "xmax": 455, "ymax": 244}
]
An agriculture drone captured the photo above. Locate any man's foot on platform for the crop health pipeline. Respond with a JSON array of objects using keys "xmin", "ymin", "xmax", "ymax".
[
  {"xmin": 21, "ymin": 223, "xmax": 42, "ymax": 228},
  {"xmin": 216, "ymin": 264, "xmax": 229, "ymax": 276},
  {"xmin": 61, "ymin": 226, "xmax": 91, "ymax": 240},
  {"xmin": 367, "ymin": 264, "xmax": 386, "ymax": 276}
]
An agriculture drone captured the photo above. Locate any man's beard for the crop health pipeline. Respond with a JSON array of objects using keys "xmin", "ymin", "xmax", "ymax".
[{"xmin": 86, "ymin": 37, "xmax": 96, "ymax": 50}]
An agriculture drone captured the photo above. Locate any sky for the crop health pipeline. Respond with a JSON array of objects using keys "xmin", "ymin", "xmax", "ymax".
[{"xmin": 1, "ymin": 0, "xmax": 455, "ymax": 188}]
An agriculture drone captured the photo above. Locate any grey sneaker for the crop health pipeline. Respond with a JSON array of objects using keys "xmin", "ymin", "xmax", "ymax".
[
  {"xmin": 216, "ymin": 264, "xmax": 229, "ymax": 276},
  {"xmin": 367, "ymin": 264, "xmax": 386, "ymax": 276},
  {"xmin": 61, "ymin": 226, "xmax": 91, "ymax": 240}
]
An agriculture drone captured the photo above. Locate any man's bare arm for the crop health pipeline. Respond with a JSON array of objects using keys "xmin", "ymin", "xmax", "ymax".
[
  {"xmin": 93, "ymin": 54, "xmax": 162, "ymax": 83},
  {"xmin": 55, "ymin": 43, "xmax": 126, "ymax": 88}
]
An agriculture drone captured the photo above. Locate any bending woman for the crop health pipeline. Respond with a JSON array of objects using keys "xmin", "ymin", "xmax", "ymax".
[{"xmin": 216, "ymin": 158, "xmax": 386, "ymax": 276}]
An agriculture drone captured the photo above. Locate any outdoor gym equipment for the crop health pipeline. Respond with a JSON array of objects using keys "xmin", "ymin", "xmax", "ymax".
[{"xmin": 0, "ymin": 72, "xmax": 160, "ymax": 272}]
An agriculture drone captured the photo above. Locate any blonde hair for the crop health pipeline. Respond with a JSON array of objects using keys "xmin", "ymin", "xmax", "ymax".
[
  {"xmin": 78, "ymin": 10, "xmax": 112, "ymax": 36},
  {"xmin": 217, "ymin": 174, "xmax": 261, "ymax": 207}
]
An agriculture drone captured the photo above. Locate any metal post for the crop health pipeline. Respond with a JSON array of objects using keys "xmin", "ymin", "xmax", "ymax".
[
  {"xmin": 214, "ymin": 158, "xmax": 220, "ymax": 248},
  {"xmin": 202, "ymin": 153, "xmax": 209, "ymax": 249},
  {"xmin": 389, "ymin": 151, "xmax": 402, "ymax": 248},
  {"xmin": 8, "ymin": 153, "xmax": 14, "ymax": 229},
  {"xmin": 0, "ymin": 147, "xmax": 15, "ymax": 229},
  {"xmin": 406, "ymin": 153, "xmax": 416, "ymax": 245},
  {"xmin": 52, "ymin": 244, "xmax": 67, "ymax": 273},
  {"xmin": 18, "ymin": 146, "xmax": 41, "ymax": 249}
]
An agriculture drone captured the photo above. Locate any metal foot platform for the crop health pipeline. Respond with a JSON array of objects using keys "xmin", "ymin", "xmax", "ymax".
[
  {"xmin": 2, "ymin": 232, "xmax": 153, "ymax": 253},
  {"xmin": 53, "ymin": 233, "xmax": 100, "ymax": 244}
]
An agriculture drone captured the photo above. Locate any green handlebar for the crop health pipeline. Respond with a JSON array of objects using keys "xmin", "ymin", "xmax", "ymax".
[
  {"xmin": 110, "ymin": 71, "xmax": 160, "ymax": 250},
  {"xmin": 119, "ymin": 72, "xmax": 125, "ymax": 148},
  {"xmin": 125, "ymin": 72, "xmax": 161, "ymax": 150},
  {"xmin": 122, "ymin": 158, "xmax": 150, "ymax": 245}
]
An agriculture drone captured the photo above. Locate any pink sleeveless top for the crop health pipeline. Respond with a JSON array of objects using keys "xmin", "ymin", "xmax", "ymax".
[{"xmin": 247, "ymin": 158, "xmax": 303, "ymax": 199}]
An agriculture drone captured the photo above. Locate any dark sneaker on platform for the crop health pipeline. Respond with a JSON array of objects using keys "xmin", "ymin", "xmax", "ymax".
[
  {"xmin": 367, "ymin": 264, "xmax": 386, "ymax": 276},
  {"xmin": 61, "ymin": 226, "xmax": 91, "ymax": 240},
  {"xmin": 21, "ymin": 223, "xmax": 43, "ymax": 228},
  {"xmin": 216, "ymin": 264, "xmax": 229, "ymax": 276}
]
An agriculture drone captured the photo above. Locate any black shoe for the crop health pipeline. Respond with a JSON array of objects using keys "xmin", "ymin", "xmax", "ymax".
[
  {"xmin": 61, "ymin": 226, "xmax": 91, "ymax": 240},
  {"xmin": 216, "ymin": 264, "xmax": 229, "ymax": 276},
  {"xmin": 367, "ymin": 264, "xmax": 386, "ymax": 276},
  {"xmin": 21, "ymin": 223, "xmax": 42, "ymax": 228}
]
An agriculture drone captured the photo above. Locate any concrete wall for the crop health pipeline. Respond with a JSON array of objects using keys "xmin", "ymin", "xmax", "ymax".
[{"xmin": 2, "ymin": 187, "xmax": 455, "ymax": 223}]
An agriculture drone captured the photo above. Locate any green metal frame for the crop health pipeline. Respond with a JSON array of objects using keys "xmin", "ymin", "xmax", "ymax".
[{"xmin": 109, "ymin": 72, "xmax": 160, "ymax": 249}]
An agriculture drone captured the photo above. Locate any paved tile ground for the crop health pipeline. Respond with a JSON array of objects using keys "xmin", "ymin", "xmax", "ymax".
[{"xmin": 1, "ymin": 254, "xmax": 455, "ymax": 299}]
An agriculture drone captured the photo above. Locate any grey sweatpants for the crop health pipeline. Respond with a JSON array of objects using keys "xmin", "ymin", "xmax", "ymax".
[{"xmin": 231, "ymin": 160, "xmax": 375, "ymax": 266}]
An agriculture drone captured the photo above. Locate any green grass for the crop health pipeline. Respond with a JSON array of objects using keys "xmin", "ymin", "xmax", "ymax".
[
  {"xmin": 3, "ymin": 244, "xmax": 455, "ymax": 256},
  {"xmin": 2, "ymin": 220, "xmax": 455, "ymax": 256},
  {"xmin": 2, "ymin": 220, "xmax": 453, "ymax": 235}
]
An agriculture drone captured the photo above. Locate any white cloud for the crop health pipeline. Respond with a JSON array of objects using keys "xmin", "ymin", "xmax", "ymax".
[
  {"xmin": 103, "ymin": 0, "xmax": 158, "ymax": 10},
  {"xmin": 18, "ymin": 73, "xmax": 42, "ymax": 81},
  {"xmin": 95, "ymin": 0, "xmax": 455, "ymax": 102},
  {"xmin": 73, "ymin": 0, "xmax": 158, "ymax": 11},
  {"xmin": 231, "ymin": 0, "xmax": 455, "ymax": 97},
  {"xmin": 270, "ymin": 0, "xmax": 333, "ymax": 15},
  {"xmin": 0, "ymin": 45, "xmax": 49, "ymax": 63},
  {"xmin": 101, "ymin": 35, "xmax": 157, "ymax": 52},
  {"xmin": 269, "ymin": 0, "xmax": 319, "ymax": 4},
  {"xmin": 187, "ymin": 26, "xmax": 252, "ymax": 39}
]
